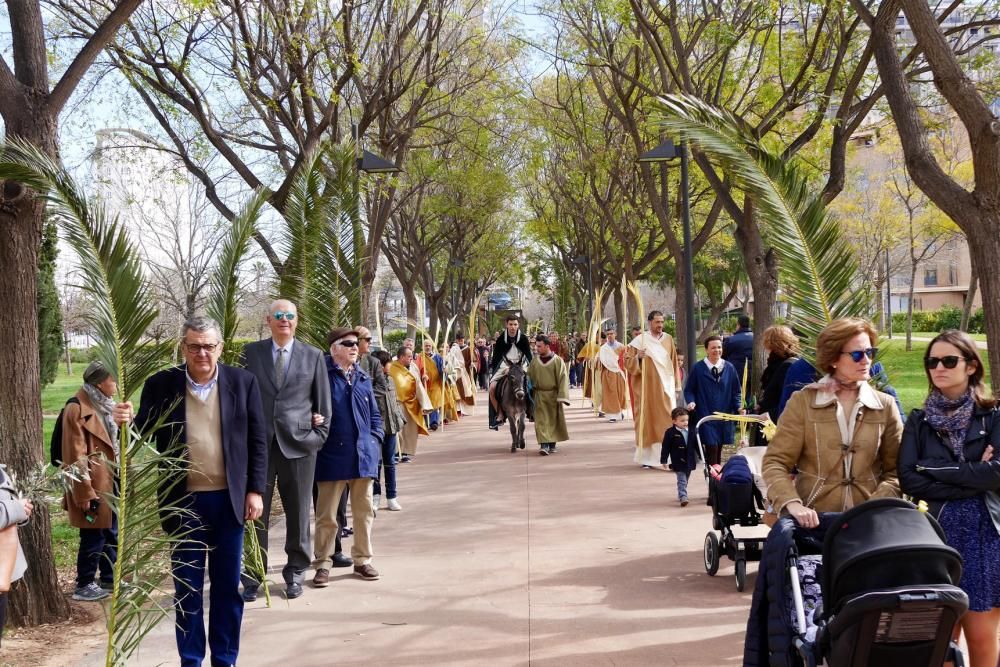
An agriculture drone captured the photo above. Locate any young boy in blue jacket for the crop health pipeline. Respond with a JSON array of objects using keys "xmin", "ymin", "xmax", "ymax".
[{"xmin": 660, "ymin": 407, "xmax": 697, "ymax": 506}]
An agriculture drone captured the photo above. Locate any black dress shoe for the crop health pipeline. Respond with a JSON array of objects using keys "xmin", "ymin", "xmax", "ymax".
[
  {"xmin": 285, "ymin": 582, "xmax": 303, "ymax": 599},
  {"xmin": 331, "ymin": 552, "xmax": 354, "ymax": 568},
  {"xmin": 242, "ymin": 584, "xmax": 258, "ymax": 602}
]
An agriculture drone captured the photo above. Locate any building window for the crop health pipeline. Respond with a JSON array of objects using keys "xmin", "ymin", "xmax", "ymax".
[
  {"xmin": 924, "ymin": 267, "xmax": 938, "ymax": 286},
  {"xmin": 948, "ymin": 264, "xmax": 957, "ymax": 285}
]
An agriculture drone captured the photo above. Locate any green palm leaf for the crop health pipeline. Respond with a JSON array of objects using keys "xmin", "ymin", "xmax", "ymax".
[
  {"xmin": 0, "ymin": 138, "xmax": 199, "ymax": 666},
  {"xmin": 207, "ymin": 188, "xmax": 269, "ymax": 364},
  {"xmin": 653, "ymin": 95, "xmax": 872, "ymax": 359}
]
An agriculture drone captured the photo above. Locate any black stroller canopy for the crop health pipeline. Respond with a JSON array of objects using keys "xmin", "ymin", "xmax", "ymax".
[{"xmin": 821, "ymin": 498, "xmax": 963, "ymax": 615}]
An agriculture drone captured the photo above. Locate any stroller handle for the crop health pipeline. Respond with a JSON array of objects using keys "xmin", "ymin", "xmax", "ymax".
[{"xmin": 693, "ymin": 413, "xmax": 771, "ymax": 465}]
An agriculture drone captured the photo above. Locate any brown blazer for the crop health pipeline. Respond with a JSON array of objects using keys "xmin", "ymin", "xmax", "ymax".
[
  {"xmin": 762, "ymin": 382, "xmax": 902, "ymax": 515},
  {"xmin": 61, "ymin": 388, "xmax": 116, "ymax": 529}
]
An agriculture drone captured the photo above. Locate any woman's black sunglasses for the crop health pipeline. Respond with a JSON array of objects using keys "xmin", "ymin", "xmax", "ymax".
[
  {"xmin": 841, "ymin": 347, "xmax": 877, "ymax": 363},
  {"xmin": 924, "ymin": 355, "xmax": 967, "ymax": 370}
]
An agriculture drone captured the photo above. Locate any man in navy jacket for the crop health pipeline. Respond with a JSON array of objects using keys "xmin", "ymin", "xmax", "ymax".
[
  {"xmin": 312, "ymin": 327, "xmax": 384, "ymax": 587},
  {"xmin": 135, "ymin": 316, "xmax": 267, "ymax": 667},
  {"xmin": 723, "ymin": 315, "xmax": 754, "ymax": 383}
]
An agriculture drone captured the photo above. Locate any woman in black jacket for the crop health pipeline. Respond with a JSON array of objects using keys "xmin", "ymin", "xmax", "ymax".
[
  {"xmin": 898, "ymin": 330, "xmax": 1000, "ymax": 667},
  {"xmin": 752, "ymin": 325, "xmax": 798, "ymax": 445}
]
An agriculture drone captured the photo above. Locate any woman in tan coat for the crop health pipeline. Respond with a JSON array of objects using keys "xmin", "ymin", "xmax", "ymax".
[
  {"xmin": 762, "ymin": 318, "xmax": 903, "ymax": 528},
  {"xmin": 62, "ymin": 361, "xmax": 121, "ymax": 601}
]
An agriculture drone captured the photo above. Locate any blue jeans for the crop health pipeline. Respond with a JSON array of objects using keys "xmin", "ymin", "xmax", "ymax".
[
  {"xmin": 676, "ymin": 470, "xmax": 690, "ymax": 501},
  {"xmin": 425, "ymin": 409, "xmax": 440, "ymax": 429},
  {"xmin": 172, "ymin": 490, "xmax": 244, "ymax": 667},
  {"xmin": 373, "ymin": 433, "xmax": 398, "ymax": 499},
  {"xmin": 76, "ymin": 514, "xmax": 117, "ymax": 587},
  {"xmin": 569, "ymin": 364, "xmax": 579, "ymax": 386}
]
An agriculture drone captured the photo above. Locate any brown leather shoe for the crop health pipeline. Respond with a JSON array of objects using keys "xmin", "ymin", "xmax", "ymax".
[
  {"xmin": 312, "ymin": 568, "xmax": 330, "ymax": 588},
  {"xmin": 354, "ymin": 563, "xmax": 380, "ymax": 580}
]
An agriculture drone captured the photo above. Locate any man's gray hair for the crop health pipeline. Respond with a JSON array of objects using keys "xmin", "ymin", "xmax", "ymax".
[{"xmin": 181, "ymin": 316, "xmax": 222, "ymax": 341}]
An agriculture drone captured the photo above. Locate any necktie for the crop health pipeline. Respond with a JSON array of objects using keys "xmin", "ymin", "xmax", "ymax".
[
  {"xmin": 276, "ymin": 348, "xmax": 286, "ymax": 386},
  {"xmin": 711, "ymin": 366, "xmax": 720, "ymax": 381}
]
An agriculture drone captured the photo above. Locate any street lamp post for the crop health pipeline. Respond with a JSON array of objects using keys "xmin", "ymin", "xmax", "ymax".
[
  {"xmin": 572, "ymin": 254, "xmax": 594, "ymax": 327},
  {"xmin": 637, "ymin": 139, "xmax": 696, "ymax": 377}
]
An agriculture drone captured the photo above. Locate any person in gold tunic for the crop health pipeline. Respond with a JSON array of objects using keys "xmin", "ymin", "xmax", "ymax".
[
  {"xmin": 527, "ymin": 335, "xmax": 570, "ymax": 455},
  {"xmin": 624, "ymin": 310, "xmax": 682, "ymax": 468},
  {"xmin": 576, "ymin": 335, "xmax": 601, "ymax": 400},
  {"xmin": 598, "ymin": 329, "xmax": 627, "ymax": 421},
  {"xmin": 416, "ymin": 339, "xmax": 445, "ymax": 431},
  {"xmin": 387, "ymin": 347, "xmax": 429, "ymax": 462}
]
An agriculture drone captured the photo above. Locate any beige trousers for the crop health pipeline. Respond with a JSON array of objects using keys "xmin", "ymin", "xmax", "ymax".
[
  {"xmin": 398, "ymin": 419, "xmax": 419, "ymax": 456},
  {"xmin": 314, "ymin": 478, "xmax": 374, "ymax": 569}
]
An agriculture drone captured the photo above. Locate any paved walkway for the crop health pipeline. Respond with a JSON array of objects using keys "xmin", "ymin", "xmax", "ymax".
[{"xmin": 81, "ymin": 388, "xmax": 757, "ymax": 666}]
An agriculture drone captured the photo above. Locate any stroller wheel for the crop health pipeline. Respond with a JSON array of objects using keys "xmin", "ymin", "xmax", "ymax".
[
  {"xmin": 735, "ymin": 558, "xmax": 747, "ymax": 592},
  {"xmin": 704, "ymin": 532, "xmax": 721, "ymax": 576}
]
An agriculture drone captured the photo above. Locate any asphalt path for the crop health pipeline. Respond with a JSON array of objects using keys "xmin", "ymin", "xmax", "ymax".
[{"xmin": 81, "ymin": 387, "xmax": 760, "ymax": 666}]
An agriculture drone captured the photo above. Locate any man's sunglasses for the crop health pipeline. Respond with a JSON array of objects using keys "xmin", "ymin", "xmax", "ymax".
[
  {"xmin": 337, "ymin": 340, "xmax": 359, "ymax": 348},
  {"xmin": 841, "ymin": 347, "xmax": 877, "ymax": 363},
  {"xmin": 925, "ymin": 355, "xmax": 968, "ymax": 370},
  {"xmin": 273, "ymin": 311, "xmax": 296, "ymax": 321}
]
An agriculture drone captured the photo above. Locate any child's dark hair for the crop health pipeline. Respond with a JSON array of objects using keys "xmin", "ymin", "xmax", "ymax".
[{"xmin": 671, "ymin": 407, "xmax": 689, "ymax": 419}]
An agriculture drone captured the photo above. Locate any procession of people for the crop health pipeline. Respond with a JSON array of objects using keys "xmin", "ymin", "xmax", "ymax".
[{"xmin": 31, "ymin": 299, "xmax": 997, "ymax": 667}]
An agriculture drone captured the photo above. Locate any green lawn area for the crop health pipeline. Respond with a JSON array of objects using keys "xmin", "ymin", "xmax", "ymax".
[
  {"xmin": 878, "ymin": 339, "xmax": 992, "ymax": 414},
  {"xmin": 42, "ymin": 362, "xmax": 87, "ymax": 415},
  {"xmin": 904, "ymin": 331, "xmax": 988, "ymax": 343}
]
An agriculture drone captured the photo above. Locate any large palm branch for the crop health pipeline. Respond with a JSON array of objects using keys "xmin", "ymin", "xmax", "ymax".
[
  {"xmin": 654, "ymin": 95, "xmax": 872, "ymax": 359},
  {"xmin": 207, "ymin": 188, "xmax": 269, "ymax": 364},
  {"xmin": 278, "ymin": 145, "xmax": 359, "ymax": 347},
  {"xmin": 0, "ymin": 139, "xmax": 195, "ymax": 665}
]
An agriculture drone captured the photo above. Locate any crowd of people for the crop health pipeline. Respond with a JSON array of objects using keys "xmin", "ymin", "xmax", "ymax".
[{"xmin": 1, "ymin": 302, "xmax": 996, "ymax": 666}]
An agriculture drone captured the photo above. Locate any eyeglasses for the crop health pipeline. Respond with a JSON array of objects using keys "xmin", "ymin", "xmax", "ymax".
[
  {"xmin": 841, "ymin": 347, "xmax": 877, "ymax": 363},
  {"xmin": 273, "ymin": 311, "xmax": 296, "ymax": 321},
  {"xmin": 925, "ymin": 355, "xmax": 967, "ymax": 370},
  {"xmin": 360, "ymin": 337, "xmax": 372, "ymax": 342},
  {"xmin": 337, "ymin": 340, "xmax": 359, "ymax": 348},
  {"xmin": 184, "ymin": 342, "xmax": 220, "ymax": 354}
]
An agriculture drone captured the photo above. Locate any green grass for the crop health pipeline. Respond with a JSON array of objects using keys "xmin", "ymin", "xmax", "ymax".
[
  {"xmin": 903, "ymin": 331, "xmax": 988, "ymax": 343},
  {"xmin": 878, "ymin": 339, "xmax": 992, "ymax": 414},
  {"xmin": 49, "ymin": 503, "xmax": 79, "ymax": 570},
  {"xmin": 42, "ymin": 362, "xmax": 87, "ymax": 415}
]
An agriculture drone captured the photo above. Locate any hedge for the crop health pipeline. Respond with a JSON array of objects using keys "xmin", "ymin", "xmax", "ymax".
[{"xmin": 891, "ymin": 306, "xmax": 984, "ymax": 334}]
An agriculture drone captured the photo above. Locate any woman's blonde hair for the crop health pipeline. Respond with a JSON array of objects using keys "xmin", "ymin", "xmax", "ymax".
[
  {"xmin": 762, "ymin": 325, "xmax": 800, "ymax": 359},
  {"xmin": 814, "ymin": 317, "xmax": 878, "ymax": 376}
]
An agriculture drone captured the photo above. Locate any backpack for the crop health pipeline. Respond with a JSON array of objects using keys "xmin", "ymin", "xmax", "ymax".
[{"xmin": 50, "ymin": 397, "xmax": 80, "ymax": 467}]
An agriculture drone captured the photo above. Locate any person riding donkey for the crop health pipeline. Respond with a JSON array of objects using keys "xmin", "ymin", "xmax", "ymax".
[{"xmin": 489, "ymin": 315, "xmax": 534, "ymax": 430}]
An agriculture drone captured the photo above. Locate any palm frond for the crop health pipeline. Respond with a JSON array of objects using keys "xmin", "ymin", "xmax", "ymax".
[
  {"xmin": 207, "ymin": 189, "xmax": 269, "ymax": 365},
  {"xmin": 654, "ymin": 95, "xmax": 872, "ymax": 359},
  {"xmin": 0, "ymin": 138, "xmax": 172, "ymax": 398}
]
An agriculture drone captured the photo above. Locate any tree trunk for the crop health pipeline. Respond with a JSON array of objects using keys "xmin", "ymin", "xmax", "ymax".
[
  {"xmin": 612, "ymin": 287, "xmax": 624, "ymax": 340},
  {"xmin": 960, "ymin": 249, "xmax": 978, "ymax": 332},
  {"xmin": 673, "ymin": 261, "xmax": 693, "ymax": 363},
  {"xmin": 733, "ymin": 200, "xmax": 778, "ymax": 394},
  {"xmin": 1, "ymin": 103, "xmax": 71, "ymax": 625},
  {"xmin": 966, "ymin": 224, "xmax": 1000, "ymax": 394},
  {"xmin": 906, "ymin": 264, "xmax": 917, "ymax": 352},
  {"xmin": 403, "ymin": 283, "xmax": 417, "ymax": 339}
]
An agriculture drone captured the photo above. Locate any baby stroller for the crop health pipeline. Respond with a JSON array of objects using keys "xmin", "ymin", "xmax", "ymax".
[
  {"xmin": 745, "ymin": 498, "xmax": 968, "ymax": 667},
  {"xmin": 697, "ymin": 415, "xmax": 770, "ymax": 592}
]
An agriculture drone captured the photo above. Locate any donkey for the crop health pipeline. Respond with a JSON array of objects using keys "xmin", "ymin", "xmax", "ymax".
[{"xmin": 497, "ymin": 363, "xmax": 528, "ymax": 453}]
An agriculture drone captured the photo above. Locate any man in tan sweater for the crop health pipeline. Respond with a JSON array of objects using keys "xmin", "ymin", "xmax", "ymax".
[{"xmin": 135, "ymin": 317, "xmax": 267, "ymax": 667}]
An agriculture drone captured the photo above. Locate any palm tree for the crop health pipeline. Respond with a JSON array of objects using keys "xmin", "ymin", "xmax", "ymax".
[{"xmin": 654, "ymin": 95, "xmax": 872, "ymax": 360}]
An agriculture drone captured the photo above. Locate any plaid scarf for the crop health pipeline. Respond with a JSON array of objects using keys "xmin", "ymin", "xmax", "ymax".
[{"xmin": 924, "ymin": 388, "xmax": 975, "ymax": 461}]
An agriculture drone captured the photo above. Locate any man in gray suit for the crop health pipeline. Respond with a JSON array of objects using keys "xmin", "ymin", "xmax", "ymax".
[{"xmin": 240, "ymin": 299, "xmax": 331, "ymax": 600}]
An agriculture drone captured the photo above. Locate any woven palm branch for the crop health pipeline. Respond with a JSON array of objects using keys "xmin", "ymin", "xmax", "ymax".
[
  {"xmin": 654, "ymin": 95, "xmax": 872, "ymax": 360},
  {"xmin": 0, "ymin": 140, "xmax": 200, "ymax": 666},
  {"xmin": 207, "ymin": 189, "xmax": 269, "ymax": 365}
]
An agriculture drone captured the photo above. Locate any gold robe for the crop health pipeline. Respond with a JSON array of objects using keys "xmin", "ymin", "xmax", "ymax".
[
  {"xmin": 577, "ymin": 341, "xmax": 600, "ymax": 398},
  {"xmin": 419, "ymin": 352, "xmax": 444, "ymax": 411},
  {"xmin": 599, "ymin": 342, "xmax": 627, "ymax": 415},
  {"xmin": 624, "ymin": 332, "xmax": 682, "ymax": 466},
  {"xmin": 388, "ymin": 362, "xmax": 429, "ymax": 438}
]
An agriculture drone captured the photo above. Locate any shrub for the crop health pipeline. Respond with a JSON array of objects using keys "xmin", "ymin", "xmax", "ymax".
[
  {"xmin": 891, "ymin": 305, "xmax": 985, "ymax": 334},
  {"xmin": 382, "ymin": 329, "xmax": 408, "ymax": 352}
]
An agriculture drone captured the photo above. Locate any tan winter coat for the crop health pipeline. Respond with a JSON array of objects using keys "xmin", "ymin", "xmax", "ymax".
[
  {"xmin": 61, "ymin": 388, "xmax": 117, "ymax": 529},
  {"xmin": 762, "ymin": 381, "xmax": 902, "ymax": 515}
]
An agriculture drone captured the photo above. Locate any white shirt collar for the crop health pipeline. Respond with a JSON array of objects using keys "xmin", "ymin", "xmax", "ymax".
[
  {"xmin": 704, "ymin": 357, "xmax": 725, "ymax": 372},
  {"xmin": 272, "ymin": 338, "xmax": 294, "ymax": 354},
  {"xmin": 186, "ymin": 366, "xmax": 219, "ymax": 396}
]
